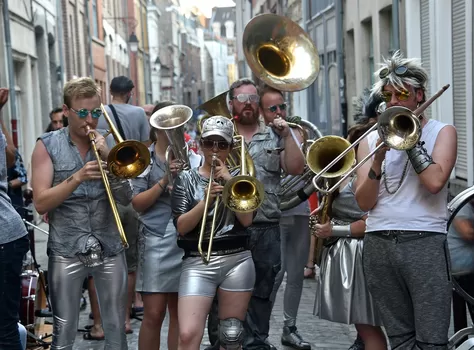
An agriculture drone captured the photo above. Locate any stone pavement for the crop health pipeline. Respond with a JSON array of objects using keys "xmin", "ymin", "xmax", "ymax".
[{"xmin": 29, "ymin": 221, "xmax": 458, "ymax": 350}]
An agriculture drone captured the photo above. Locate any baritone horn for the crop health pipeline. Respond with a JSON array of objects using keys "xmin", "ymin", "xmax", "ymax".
[
  {"xmin": 150, "ymin": 105, "xmax": 193, "ymax": 184},
  {"xmin": 306, "ymin": 84, "xmax": 451, "ymax": 194},
  {"xmin": 99, "ymin": 104, "xmax": 150, "ymax": 179}
]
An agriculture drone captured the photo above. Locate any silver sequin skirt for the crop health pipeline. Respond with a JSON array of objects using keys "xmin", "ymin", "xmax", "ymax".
[
  {"xmin": 135, "ymin": 219, "xmax": 183, "ymax": 293},
  {"xmin": 315, "ymin": 238, "xmax": 382, "ymax": 326}
]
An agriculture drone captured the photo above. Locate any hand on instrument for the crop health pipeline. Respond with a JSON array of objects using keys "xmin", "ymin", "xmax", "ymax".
[
  {"xmin": 269, "ymin": 116, "xmax": 290, "ymax": 138},
  {"xmin": 214, "ymin": 158, "xmax": 232, "ymax": 182},
  {"xmin": 0, "ymin": 88, "xmax": 9, "ymax": 112},
  {"xmin": 168, "ymin": 159, "xmax": 182, "ymax": 177},
  {"xmin": 204, "ymin": 182, "xmax": 224, "ymax": 203},
  {"xmin": 313, "ymin": 222, "xmax": 332, "ymax": 238},
  {"xmin": 77, "ymin": 160, "xmax": 104, "ymax": 182},
  {"xmin": 87, "ymin": 128, "xmax": 110, "ymax": 160},
  {"xmin": 373, "ymin": 138, "xmax": 390, "ymax": 164}
]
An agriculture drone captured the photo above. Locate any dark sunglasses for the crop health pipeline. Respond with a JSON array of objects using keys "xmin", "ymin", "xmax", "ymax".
[
  {"xmin": 201, "ymin": 140, "xmax": 230, "ymax": 150},
  {"xmin": 70, "ymin": 107, "xmax": 103, "ymax": 119},
  {"xmin": 381, "ymin": 90, "xmax": 411, "ymax": 103},
  {"xmin": 234, "ymin": 94, "xmax": 260, "ymax": 103},
  {"xmin": 267, "ymin": 103, "xmax": 288, "ymax": 113},
  {"xmin": 379, "ymin": 65, "xmax": 408, "ymax": 79}
]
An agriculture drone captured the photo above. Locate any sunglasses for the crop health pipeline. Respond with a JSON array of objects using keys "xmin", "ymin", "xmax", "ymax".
[
  {"xmin": 267, "ymin": 103, "xmax": 288, "ymax": 113},
  {"xmin": 381, "ymin": 90, "xmax": 411, "ymax": 103},
  {"xmin": 234, "ymin": 94, "xmax": 260, "ymax": 103},
  {"xmin": 379, "ymin": 65, "xmax": 408, "ymax": 79},
  {"xmin": 70, "ymin": 107, "xmax": 103, "ymax": 119},
  {"xmin": 201, "ymin": 140, "xmax": 230, "ymax": 150}
]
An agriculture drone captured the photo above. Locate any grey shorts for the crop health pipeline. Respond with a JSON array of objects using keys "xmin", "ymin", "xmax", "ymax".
[
  {"xmin": 179, "ymin": 250, "xmax": 255, "ymax": 298},
  {"xmin": 118, "ymin": 203, "xmax": 139, "ymax": 273}
]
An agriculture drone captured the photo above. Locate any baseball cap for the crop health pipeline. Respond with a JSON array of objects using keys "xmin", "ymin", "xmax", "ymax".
[{"xmin": 201, "ymin": 116, "xmax": 234, "ymax": 143}]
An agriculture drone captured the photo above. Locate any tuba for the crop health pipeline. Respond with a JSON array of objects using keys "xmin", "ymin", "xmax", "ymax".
[
  {"xmin": 198, "ymin": 91, "xmax": 256, "ymax": 178},
  {"xmin": 242, "ymin": 13, "xmax": 322, "ymax": 210},
  {"xmin": 149, "ymin": 105, "xmax": 193, "ymax": 184}
]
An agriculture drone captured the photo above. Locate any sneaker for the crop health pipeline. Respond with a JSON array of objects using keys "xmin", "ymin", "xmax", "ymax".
[{"xmin": 281, "ymin": 326, "xmax": 311, "ymax": 349}]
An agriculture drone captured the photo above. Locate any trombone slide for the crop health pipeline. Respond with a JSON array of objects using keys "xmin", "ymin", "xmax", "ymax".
[{"xmin": 88, "ymin": 128, "xmax": 129, "ymax": 249}]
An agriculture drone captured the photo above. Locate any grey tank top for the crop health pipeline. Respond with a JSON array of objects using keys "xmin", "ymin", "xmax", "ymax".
[{"xmin": 331, "ymin": 177, "xmax": 366, "ymax": 225}]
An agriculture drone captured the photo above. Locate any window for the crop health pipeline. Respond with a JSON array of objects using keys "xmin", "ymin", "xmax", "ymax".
[
  {"xmin": 92, "ymin": 0, "xmax": 99, "ymax": 38},
  {"xmin": 369, "ymin": 26, "xmax": 374, "ymax": 85}
]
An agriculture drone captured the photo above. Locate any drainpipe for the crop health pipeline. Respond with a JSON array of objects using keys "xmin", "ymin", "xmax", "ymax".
[
  {"xmin": 301, "ymin": 0, "xmax": 309, "ymax": 122},
  {"xmin": 392, "ymin": 0, "xmax": 400, "ymax": 51},
  {"xmin": 85, "ymin": 0, "xmax": 94, "ymax": 79},
  {"xmin": 3, "ymin": 0, "xmax": 18, "ymax": 127},
  {"xmin": 57, "ymin": 0, "xmax": 65, "ymax": 86},
  {"xmin": 336, "ymin": 0, "xmax": 347, "ymax": 136},
  {"xmin": 140, "ymin": 1, "xmax": 147, "ymax": 103}
]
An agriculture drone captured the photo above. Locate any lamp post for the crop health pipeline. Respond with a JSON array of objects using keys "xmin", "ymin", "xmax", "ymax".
[
  {"xmin": 128, "ymin": 32, "xmax": 139, "ymax": 53},
  {"xmin": 127, "ymin": 32, "xmax": 139, "ymax": 105}
]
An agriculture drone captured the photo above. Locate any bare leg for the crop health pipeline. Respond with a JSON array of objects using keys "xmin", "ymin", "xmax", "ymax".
[
  {"xmin": 125, "ymin": 271, "xmax": 136, "ymax": 333},
  {"xmin": 88, "ymin": 277, "xmax": 104, "ymax": 338},
  {"xmin": 138, "ymin": 293, "xmax": 168, "ymax": 350},
  {"xmin": 167, "ymin": 293, "xmax": 179, "ymax": 350},
  {"xmin": 304, "ymin": 235, "xmax": 316, "ymax": 278},
  {"xmin": 178, "ymin": 296, "xmax": 213, "ymax": 350},
  {"xmin": 355, "ymin": 324, "xmax": 387, "ymax": 350}
]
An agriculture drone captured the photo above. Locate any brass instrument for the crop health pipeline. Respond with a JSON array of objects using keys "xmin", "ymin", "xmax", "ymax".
[
  {"xmin": 198, "ymin": 154, "xmax": 220, "ymax": 265},
  {"xmin": 87, "ymin": 126, "xmax": 129, "ymax": 248},
  {"xmin": 99, "ymin": 104, "xmax": 150, "ymax": 179},
  {"xmin": 149, "ymin": 105, "xmax": 193, "ymax": 184},
  {"xmin": 243, "ymin": 14, "xmax": 320, "ymax": 92},
  {"xmin": 222, "ymin": 135, "xmax": 265, "ymax": 213},
  {"xmin": 306, "ymin": 84, "xmax": 451, "ymax": 194}
]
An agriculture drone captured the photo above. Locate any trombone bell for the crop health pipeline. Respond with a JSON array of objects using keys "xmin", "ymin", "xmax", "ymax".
[
  {"xmin": 378, "ymin": 106, "xmax": 421, "ymax": 151},
  {"xmin": 306, "ymin": 136, "xmax": 355, "ymax": 179},
  {"xmin": 222, "ymin": 176, "xmax": 265, "ymax": 213},
  {"xmin": 243, "ymin": 14, "xmax": 320, "ymax": 92},
  {"xmin": 108, "ymin": 140, "xmax": 151, "ymax": 179}
]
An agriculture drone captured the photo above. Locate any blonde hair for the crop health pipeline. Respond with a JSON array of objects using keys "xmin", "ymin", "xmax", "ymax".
[
  {"xmin": 371, "ymin": 50, "xmax": 428, "ymax": 102},
  {"xmin": 63, "ymin": 77, "xmax": 101, "ymax": 107}
]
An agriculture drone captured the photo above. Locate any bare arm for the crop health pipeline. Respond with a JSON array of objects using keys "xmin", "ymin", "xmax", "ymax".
[
  {"xmin": 414, "ymin": 125, "xmax": 457, "ymax": 194},
  {"xmin": 281, "ymin": 128, "xmax": 305, "ymax": 175},
  {"xmin": 176, "ymin": 200, "xmax": 207, "ymax": 236},
  {"xmin": 132, "ymin": 178, "xmax": 168, "ymax": 213},
  {"xmin": 453, "ymin": 218, "xmax": 474, "ymax": 241},
  {"xmin": 235, "ymin": 211, "xmax": 254, "ymax": 227},
  {"xmin": 355, "ymin": 138, "xmax": 385, "ymax": 212}
]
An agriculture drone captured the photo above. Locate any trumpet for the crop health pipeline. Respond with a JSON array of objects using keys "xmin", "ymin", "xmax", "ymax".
[
  {"xmin": 306, "ymin": 84, "xmax": 451, "ymax": 194},
  {"xmin": 87, "ymin": 126, "xmax": 129, "ymax": 248}
]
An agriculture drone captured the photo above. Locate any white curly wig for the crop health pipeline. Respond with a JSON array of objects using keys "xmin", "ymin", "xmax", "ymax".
[{"xmin": 371, "ymin": 50, "xmax": 428, "ymax": 102}]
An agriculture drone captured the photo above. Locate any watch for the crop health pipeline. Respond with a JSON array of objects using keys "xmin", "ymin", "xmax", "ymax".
[{"xmin": 368, "ymin": 168, "xmax": 382, "ymax": 180}]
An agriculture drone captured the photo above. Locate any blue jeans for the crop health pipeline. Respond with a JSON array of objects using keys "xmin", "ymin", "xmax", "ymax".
[{"xmin": 0, "ymin": 235, "xmax": 30, "ymax": 350}]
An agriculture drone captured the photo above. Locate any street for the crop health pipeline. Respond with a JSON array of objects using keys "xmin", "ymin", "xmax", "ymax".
[{"xmin": 30, "ymin": 221, "xmax": 457, "ymax": 350}]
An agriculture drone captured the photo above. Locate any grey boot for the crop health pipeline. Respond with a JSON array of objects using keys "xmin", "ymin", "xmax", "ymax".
[{"xmin": 281, "ymin": 326, "xmax": 311, "ymax": 350}]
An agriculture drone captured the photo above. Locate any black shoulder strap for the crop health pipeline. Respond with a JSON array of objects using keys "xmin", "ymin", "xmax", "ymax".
[{"xmin": 108, "ymin": 104, "xmax": 127, "ymax": 140}]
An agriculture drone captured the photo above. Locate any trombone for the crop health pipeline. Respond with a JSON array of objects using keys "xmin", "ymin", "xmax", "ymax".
[
  {"xmin": 197, "ymin": 137, "xmax": 265, "ymax": 264},
  {"xmin": 306, "ymin": 84, "xmax": 450, "ymax": 194},
  {"xmin": 87, "ymin": 125, "xmax": 129, "ymax": 248}
]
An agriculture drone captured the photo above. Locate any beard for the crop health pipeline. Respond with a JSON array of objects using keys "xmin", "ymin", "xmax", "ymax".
[{"xmin": 233, "ymin": 107, "xmax": 258, "ymax": 125}]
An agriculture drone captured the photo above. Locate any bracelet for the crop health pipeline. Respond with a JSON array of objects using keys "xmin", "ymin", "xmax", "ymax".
[
  {"xmin": 157, "ymin": 181, "xmax": 165, "ymax": 191},
  {"xmin": 331, "ymin": 223, "xmax": 352, "ymax": 238}
]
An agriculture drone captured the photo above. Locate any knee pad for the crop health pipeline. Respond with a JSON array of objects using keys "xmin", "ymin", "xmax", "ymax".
[{"xmin": 218, "ymin": 318, "xmax": 244, "ymax": 350}]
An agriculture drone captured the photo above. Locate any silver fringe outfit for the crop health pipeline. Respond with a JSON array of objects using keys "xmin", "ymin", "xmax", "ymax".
[
  {"xmin": 171, "ymin": 168, "xmax": 255, "ymax": 297},
  {"xmin": 40, "ymin": 128, "xmax": 130, "ymax": 350},
  {"xmin": 316, "ymin": 178, "xmax": 382, "ymax": 326}
]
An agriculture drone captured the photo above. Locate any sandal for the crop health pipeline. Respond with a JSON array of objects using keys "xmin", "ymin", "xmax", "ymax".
[
  {"xmin": 304, "ymin": 265, "xmax": 315, "ymax": 279},
  {"xmin": 83, "ymin": 331, "xmax": 105, "ymax": 341}
]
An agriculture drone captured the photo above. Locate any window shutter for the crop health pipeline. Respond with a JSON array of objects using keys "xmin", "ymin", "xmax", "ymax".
[{"xmin": 420, "ymin": 0, "xmax": 431, "ymax": 118}]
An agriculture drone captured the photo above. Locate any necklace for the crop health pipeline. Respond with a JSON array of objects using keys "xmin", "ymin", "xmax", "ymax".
[{"xmin": 382, "ymin": 158, "xmax": 410, "ymax": 195}]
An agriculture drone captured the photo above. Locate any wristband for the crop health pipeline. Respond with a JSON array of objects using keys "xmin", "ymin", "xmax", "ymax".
[
  {"xmin": 157, "ymin": 180, "xmax": 166, "ymax": 191},
  {"xmin": 406, "ymin": 141, "xmax": 435, "ymax": 174},
  {"xmin": 331, "ymin": 223, "xmax": 352, "ymax": 238}
]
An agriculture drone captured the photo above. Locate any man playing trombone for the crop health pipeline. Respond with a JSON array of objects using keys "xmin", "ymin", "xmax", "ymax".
[
  {"xmin": 355, "ymin": 51, "xmax": 457, "ymax": 350},
  {"xmin": 31, "ymin": 77, "xmax": 131, "ymax": 350}
]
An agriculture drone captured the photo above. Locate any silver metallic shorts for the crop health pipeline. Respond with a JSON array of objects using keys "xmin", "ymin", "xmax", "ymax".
[{"xmin": 179, "ymin": 250, "xmax": 255, "ymax": 298}]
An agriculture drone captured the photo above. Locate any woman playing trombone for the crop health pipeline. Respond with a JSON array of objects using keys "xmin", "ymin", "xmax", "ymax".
[{"xmin": 171, "ymin": 116, "xmax": 255, "ymax": 350}]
